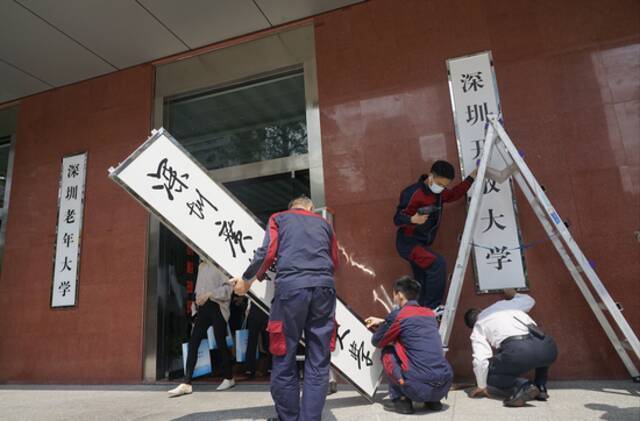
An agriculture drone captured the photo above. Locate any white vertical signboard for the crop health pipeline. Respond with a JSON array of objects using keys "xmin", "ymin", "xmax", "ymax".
[
  {"xmin": 108, "ymin": 129, "xmax": 382, "ymax": 400},
  {"xmin": 51, "ymin": 153, "xmax": 87, "ymax": 308},
  {"xmin": 447, "ymin": 52, "xmax": 527, "ymax": 291}
]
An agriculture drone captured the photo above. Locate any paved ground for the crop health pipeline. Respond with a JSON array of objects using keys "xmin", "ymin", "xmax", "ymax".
[{"xmin": 0, "ymin": 381, "xmax": 638, "ymax": 420}]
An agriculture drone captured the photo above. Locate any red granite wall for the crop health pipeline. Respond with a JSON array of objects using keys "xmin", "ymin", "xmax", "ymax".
[
  {"xmin": 315, "ymin": 0, "xmax": 639, "ymax": 379},
  {"xmin": 0, "ymin": 65, "xmax": 153, "ymax": 382}
]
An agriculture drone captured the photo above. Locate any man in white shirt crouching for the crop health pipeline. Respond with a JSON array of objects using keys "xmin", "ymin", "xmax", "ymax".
[{"xmin": 464, "ymin": 289, "xmax": 558, "ymax": 407}]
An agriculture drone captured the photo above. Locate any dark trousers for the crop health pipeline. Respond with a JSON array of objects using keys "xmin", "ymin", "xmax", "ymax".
[
  {"xmin": 396, "ymin": 232, "xmax": 447, "ymax": 309},
  {"xmin": 246, "ymin": 303, "xmax": 269, "ymax": 375},
  {"xmin": 268, "ymin": 287, "xmax": 336, "ymax": 421},
  {"xmin": 185, "ymin": 300, "xmax": 233, "ymax": 383},
  {"xmin": 382, "ymin": 346, "xmax": 452, "ymax": 403},
  {"xmin": 488, "ymin": 335, "xmax": 558, "ymax": 392}
]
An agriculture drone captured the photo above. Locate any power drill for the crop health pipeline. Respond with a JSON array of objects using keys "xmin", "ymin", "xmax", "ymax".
[{"xmin": 417, "ymin": 205, "xmax": 441, "ymax": 216}]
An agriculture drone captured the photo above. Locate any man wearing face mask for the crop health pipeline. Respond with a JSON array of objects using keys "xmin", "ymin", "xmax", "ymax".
[
  {"xmin": 394, "ymin": 160, "xmax": 477, "ymax": 312},
  {"xmin": 366, "ymin": 276, "xmax": 453, "ymax": 414}
]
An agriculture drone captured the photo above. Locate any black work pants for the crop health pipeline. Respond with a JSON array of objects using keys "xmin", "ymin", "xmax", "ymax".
[
  {"xmin": 246, "ymin": 303, "xmax": 269, "ymax": 375},
  {"xmin": 396, "ymin": 231, "xmax": 447, "ymax": 309},
  {"xmin": 185, "ymin": 300, "xmax": 232, "ymax": 382},
  {"xmin": 488, "ymin": 335, "xmax": 558, "ymax": 392}
]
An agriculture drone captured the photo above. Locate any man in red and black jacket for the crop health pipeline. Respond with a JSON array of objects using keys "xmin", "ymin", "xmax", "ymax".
[
  {"xmin": 394, "ymin": 160, "xmax": 476, "ymax": 311},
  {"xmin": 232, "ymin": 195, "xmax": 339, "ymax": 421},
  {"xmin": 366, "ymin": 276, "xmax": 453, "ymax": 414}
]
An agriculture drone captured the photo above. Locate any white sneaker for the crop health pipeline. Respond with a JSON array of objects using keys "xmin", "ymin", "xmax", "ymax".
[
  {"xmin": 168, "ymin": 383, "xmax": 192, "ymax": 397},
  {"xmin": 217, "ymin": 378, "xmax": 236, "ymax": 391}
]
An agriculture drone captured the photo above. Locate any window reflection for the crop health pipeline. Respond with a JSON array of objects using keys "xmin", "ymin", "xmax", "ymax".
[{"xmin": 164, "ymin": 71, "xmax": 308, "ymax": 170}]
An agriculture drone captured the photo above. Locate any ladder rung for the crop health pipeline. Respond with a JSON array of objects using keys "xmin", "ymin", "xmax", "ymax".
[{"xmin": 597, "ymin": 302, "xmax": 624, "ymax": 312}]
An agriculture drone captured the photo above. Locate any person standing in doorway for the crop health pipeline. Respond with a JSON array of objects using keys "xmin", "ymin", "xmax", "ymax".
[
  {"xmin": 232, "ymin": 195, "xmax": 339, "ymax": 421},
  {"xmin": 394, "ymin": 160, "xmax": 476, "ymax": 312},
  {"xmin": 242, "ymin": 300, "xmax": 270, "ymax": 379},
  {"xmin": 168, "ymin": 261, "xmax": 236, "ymax": 397}
]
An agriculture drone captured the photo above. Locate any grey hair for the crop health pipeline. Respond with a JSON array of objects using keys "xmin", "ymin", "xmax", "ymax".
[{"xmin": 288, "ymin": 195, "xmax": 314, "ymax": 210}]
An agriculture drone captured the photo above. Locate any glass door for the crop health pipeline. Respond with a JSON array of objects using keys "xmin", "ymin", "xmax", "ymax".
[{"xmin": 155, "ymin": 70, "xmax": 311, "ymax": 380}]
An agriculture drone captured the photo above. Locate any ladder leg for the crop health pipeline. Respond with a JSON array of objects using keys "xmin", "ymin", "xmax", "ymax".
[
  {"xmin": 491, "ymin": 117, "xmax": 640, "ymax": 379},
  {"xmin": 439, "ymin": 126, "xmax": 496, "ymax": 347},
  {"xmin": 512, "ymin": 170, "xmax": 640, "ymax": 379}
]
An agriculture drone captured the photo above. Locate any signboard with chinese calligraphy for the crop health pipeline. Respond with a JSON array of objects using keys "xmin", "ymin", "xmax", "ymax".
[
  {"xmin": 447, "ymin": 51, "xmax": 527, "ymax": 292},
  {"xmin": 109, "ymin": 129, "xmax": 382, "ymax": 400},
  {"xmin": 51, "ymin": 152, "xmax": 87, "ymax": 308}
]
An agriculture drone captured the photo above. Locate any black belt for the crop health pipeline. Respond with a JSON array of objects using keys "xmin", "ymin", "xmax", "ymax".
[{"xmin": 500, "ymin": 334, "xmax": 532, "ymax": 348}]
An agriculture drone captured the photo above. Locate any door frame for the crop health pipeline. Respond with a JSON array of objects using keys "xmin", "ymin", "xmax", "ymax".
[{"xmin": 143, "ymin": 25, "xmax": 324, "ymax": 381}]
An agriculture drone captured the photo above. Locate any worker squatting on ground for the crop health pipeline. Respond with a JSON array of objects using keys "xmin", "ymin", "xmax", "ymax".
[
  {"xmin": 465, "ymin": 289, "xmax": 558, "ymax": 407},
  {"xmin": 394, "ymin": 160, "xmax": 477, "ymax": 311},
  {"xmin": 231, "ymin": 195, "xmax": 339, "ymax": 421},
  {"xmin": 366, "ymin": 276, "xmax": 453, "ymax": 415}
]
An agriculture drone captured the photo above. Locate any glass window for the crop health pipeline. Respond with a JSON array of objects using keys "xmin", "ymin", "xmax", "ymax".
[
  {"xmin": 223, "ymin": 170, "xmax": 310, "ymax": 224},
  {"xmin": 164, "ymin": 71, "xmax": 308, "ymax": 170}
]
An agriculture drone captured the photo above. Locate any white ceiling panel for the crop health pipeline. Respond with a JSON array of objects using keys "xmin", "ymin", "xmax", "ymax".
[
  {"xmin": 255, "ymin": 0, "xmax": 364, "ymax": 25},
  {"xmin": 138, "ymin": 0, "xmax": 270, "ymax": 49},
  {"xmin": 16, "ymin": 0, "xmax": 189, "ymax": 69},
  {"xmin": 0, "ymin": 0, "xmax": 368, "ymax": 103},
  {"xmin": 0, "ymin": 59, "xmax": 51, "ymax": 103},
  {"xmin": 0, "ymin": 1, "xmax": 114, "ymax": 87}
]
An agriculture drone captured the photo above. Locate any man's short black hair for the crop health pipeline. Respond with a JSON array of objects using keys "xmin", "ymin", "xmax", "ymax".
[
  {"xmin": 393, "ymin": 276, "xmax": 421, "ymax": 301},
  {"xmin": 464, "ymin": 308, "xmax": 481, "ymax": 328},
  {"xmin": 431, "ymin": 160, "xmax": 455, "ymax": 180}
]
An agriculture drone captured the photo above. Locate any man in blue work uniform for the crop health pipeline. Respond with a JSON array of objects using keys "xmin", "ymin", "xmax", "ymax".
[
  {"xmin": 366, "ymin": 276, "xmax": 453, "ymax": 414},
  {"xmin": 394, "ymin": 160, "xmax": 476, "ymax": 311},
  {"xmin": 232, "ymin": 196, "xmax": 339, "ymax": 421}
]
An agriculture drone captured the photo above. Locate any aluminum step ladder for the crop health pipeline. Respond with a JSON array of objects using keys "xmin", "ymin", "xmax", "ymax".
[{"xmin": 439, "ymin": 114, "xmax": 640, "ymax": 382}]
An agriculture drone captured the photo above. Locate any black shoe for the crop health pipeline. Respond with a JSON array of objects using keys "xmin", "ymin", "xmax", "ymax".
[
  {"xmin": 383, "ymin": 398, "xmax": 414, "ymax": 414},
  {"xmin": 424, "ymin": 400, "xmax": 443, "ymax": 411},
  {"xmin": 503, "ymin": 382, "xmax": 540, "ymax": 407},
  {"xmin": 266, "ymin": 418, "xmax": 279, "ymax": 421},
  {"xmin": 327, "ymin": 381, "xmax": 338, "ymax": 395},
  {"xmin": 535, "ymin": 385, "xmax": 549, "ymax": 401}
]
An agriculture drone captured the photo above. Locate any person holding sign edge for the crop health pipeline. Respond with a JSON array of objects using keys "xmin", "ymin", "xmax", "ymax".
[
  {"xmin": 231, "ymin": 195, "xmax": 339, "ymax": 421},
  {"xmin": 366, "ymin": 276, "xmax": 453, "ymax": 414},
  {"xmin": 394, "ymin": 160, "xmax": 477, "ymax": 312}
]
